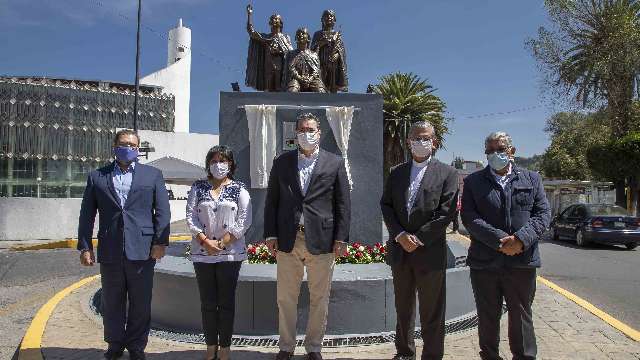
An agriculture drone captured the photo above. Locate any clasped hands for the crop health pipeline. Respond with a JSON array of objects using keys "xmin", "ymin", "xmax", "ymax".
[
  {"xmin": 499, "ymin": 235, "xmax": 524, "ymax": 256},
  {"xmin": 397, "ymin": 232, "xmax": 424, "ymax": 253},
  {"xmin": 199, "ymin": 232, "xmax": 233, "ymax": 256}
]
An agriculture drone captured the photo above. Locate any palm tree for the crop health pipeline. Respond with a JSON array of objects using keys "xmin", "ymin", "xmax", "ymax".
[
  {"xmin": 528, "ymin": 0, "xmax": 640, "ymax": 138},
  {"xmin": 371, "ymin": 72, "xmax": 450, "ymax": 173},
  {"xmin": 528, "ymin": 0, "xmax": 640, "ymax": 208}
]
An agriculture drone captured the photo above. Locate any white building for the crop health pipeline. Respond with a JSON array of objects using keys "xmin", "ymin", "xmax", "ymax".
[{"xmin": 141, "ymin": 19, "xmax": 191, "ymax": 133}]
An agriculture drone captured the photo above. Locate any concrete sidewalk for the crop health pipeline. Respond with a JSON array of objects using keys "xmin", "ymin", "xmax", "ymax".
[{"xmin": 38, "ymin": 271, "xmax": 640, "ymax": 359}]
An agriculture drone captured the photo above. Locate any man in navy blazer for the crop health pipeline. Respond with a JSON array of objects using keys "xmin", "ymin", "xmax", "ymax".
[{"xmin": 78, "ymin": 129, "xmax": 170, "ymax": 360}]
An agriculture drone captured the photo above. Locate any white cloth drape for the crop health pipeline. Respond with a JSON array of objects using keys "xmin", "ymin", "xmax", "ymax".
[
  {"xmin": 245, "ymin": 105, "xmax": 277, "ymax": 188},
  {"xmin": 325, "ymin": 106, "xmax": 355, "ymax": 190}
]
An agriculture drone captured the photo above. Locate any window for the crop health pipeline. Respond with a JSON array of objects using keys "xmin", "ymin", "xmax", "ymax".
[
  {"xmin": 559, "ymin": 206, "xmax": 574, "ymax": 220},
  {"xmin": 12, "ymin": 185, "xmax": 37, "ymax": 197},
  {"xmin": 178, "ymin": 46, "xmax": 185, "ymax": 53},
  {"xmin": 0, "ymin": 184, "xmax": 7, "ymax": 197},
  {"xmin": 42, "ymin": 160, "xmax": 66, "ymax": 181},
  {"xmin": 12, "ymin": 159, "xmax": 37, "ymax": 179},
  {"xmin": 573, "ymin": 206, "xmax": 587, "ymax": 219},
  {"xmin": 41, "ymin": 184, "xmax": 67, "ymax": 198}
]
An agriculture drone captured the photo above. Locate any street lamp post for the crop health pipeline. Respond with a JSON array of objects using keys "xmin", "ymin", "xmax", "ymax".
[{"xmin": 133, "ymin": 0, "xmax": 142, "ymax": 133}]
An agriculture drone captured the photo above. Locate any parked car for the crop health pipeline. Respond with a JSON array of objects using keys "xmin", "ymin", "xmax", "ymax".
[{"xmin": 550, "ymin": 204, "xmax": 639, "ymax": 250}]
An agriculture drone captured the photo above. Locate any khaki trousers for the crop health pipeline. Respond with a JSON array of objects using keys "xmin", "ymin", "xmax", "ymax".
[{"xmin": 276, "ymin": 232, "xmax": 335, "ymax": 353}]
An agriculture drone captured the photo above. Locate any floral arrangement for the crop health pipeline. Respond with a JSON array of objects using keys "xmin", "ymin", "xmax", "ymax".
[
  {"xmin": 247, "ymin": 243, "xmax": 277, "ymax": 264},
  {"xmin": 247, "ymin": 242, "xmax": 386, "ymax": 264}
]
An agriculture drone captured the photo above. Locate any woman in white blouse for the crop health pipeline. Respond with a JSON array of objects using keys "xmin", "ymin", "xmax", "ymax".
[{"xmin": 186, "ymin": 146, "xmax": 252, "ymax": 360}]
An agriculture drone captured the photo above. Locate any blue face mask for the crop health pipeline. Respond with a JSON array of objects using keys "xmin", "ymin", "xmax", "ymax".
[
  {"xmin": 487, "ymin": 152, "xmax": 510, "ymax": 171},
  {"xmin": 114, "ymin": 146, "xmax": 139, "ymax": 163}
]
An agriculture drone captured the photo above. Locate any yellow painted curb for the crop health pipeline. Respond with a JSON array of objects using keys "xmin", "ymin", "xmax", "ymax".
[
  {"xmin": 12, "ymin": 236, "xmax": 191, "ymax": 251},
  {"xmin": 537, "ymin": 276, "xmax": 640, "ymax": 342},
  {"xmin": 18, "ymin": 275, "xmax": 101, "ymax": 360},
  {"xmin": 457, "ymin": 233, "xmax": 640, "ymax": 342}
]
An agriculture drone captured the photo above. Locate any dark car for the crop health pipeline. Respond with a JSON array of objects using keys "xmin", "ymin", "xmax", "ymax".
[{"xmin": 550, "ymin": 204, "xmax": 639, "ymax": 250}]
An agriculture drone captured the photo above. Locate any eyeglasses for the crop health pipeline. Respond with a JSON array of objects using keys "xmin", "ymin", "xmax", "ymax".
[
  {"xmin": 115, "ymin": 144, "xmax": 139, "ymax": 149},
  {"xmin": 410, "ymin": 136, "xmax": 433, "ymax": 142},
  {"xmin": 485, "ymin": 147, "xmax": 509, "ymax": 154},
  {"xmin": 296, "ymin": 128, "xmax": 319, "ymax": 134}
]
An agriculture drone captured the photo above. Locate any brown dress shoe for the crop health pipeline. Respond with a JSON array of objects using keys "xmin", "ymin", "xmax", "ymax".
[
  {"xmin": 306, "ymin": 352, "xmax": 323, "ymax": 360},
  {"xmin": 275, "ymin": 350, "xmax": 293, "ymax": 360}
]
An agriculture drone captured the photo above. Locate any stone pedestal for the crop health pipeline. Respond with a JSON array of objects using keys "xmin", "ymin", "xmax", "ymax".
[{"xmin": 218, "ymin": 92, "xmax": 384, "ymax": 245}]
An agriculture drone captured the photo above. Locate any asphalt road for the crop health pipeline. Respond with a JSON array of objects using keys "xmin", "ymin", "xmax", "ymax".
[
  {"xmin": 538, "ymin": 232, "xmax": 640, "ymax": 329},
  {"xmin": 0, "ymin": 248, "xmax": 98, "ymax": 360}
]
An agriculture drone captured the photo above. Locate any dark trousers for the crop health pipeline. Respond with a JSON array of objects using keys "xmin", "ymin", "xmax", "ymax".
[
  {"xmin": 100, "ymin": 258, "xmax": 156, "ymax": 352},
  {"xmin": 470, "ymin": 268, "xmax": 537, "ymax": 360},
  {"xmin": 392, "ymin": 263, "xmax": 446, "ymax": 360},
  {"xmin": 193, "ymin": 261, "xmax": 242, "ymax": 347}
]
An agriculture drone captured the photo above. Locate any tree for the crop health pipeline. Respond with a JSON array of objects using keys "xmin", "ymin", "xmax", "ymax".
[
  {"xmin": 588, "ymin": 132, "xmax": 640, "ymax": 214},
  {"xmin": 540, "ymin": 111, "xmax": 610, "ymax": 180},
  {"xmin": 527, "ymin": 0, "xmax": 640, "ymax": 138},
  {"xmin": 514, "ymin": 155, "xmax": 543, "ymax": 172},
  {"xmin": 370, "ymin": 72, "xmax": 450, "ymax": 173},
  {"xmin": 452, "ymin": 156, "xmax": 464, "ymax": 170}
]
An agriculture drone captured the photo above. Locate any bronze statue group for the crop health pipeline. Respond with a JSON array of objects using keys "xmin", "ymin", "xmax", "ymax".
[{"xmin": 246, "ymin": 7, "xmax": 348, "ymax": 94}]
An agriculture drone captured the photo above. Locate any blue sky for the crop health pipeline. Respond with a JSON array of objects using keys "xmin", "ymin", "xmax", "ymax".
[{"xmin": 1, "ymin": 0, "xmax": 558, "ymax": 163}]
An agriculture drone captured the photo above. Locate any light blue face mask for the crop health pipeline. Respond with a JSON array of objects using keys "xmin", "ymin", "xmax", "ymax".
[{"xmin": 487, "ymin": 152, "xmax": 511, "ymax": 171}]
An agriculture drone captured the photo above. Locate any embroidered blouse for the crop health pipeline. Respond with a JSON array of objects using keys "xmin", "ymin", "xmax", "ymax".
[{"xmin": 186, "ymin": 179, "xmax": 252, "ymax": 263}]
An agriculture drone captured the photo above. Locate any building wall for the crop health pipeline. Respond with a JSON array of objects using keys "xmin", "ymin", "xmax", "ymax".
[
  {"xmin": 0, "ymin": 198, "xmax": 187, "ymax": 240},
  {"xmin": 0, "ymin": 77, "xmax": 175, "ymax": 198},
  {"xmin": 141, "ymin": 20, "xmax": 191, "ymax": 133}
]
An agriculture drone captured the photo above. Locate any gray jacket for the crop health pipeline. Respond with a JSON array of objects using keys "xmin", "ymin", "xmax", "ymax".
[{"xmin": 461, "ymin": 166, "xmax": 551, "ymax": 269}]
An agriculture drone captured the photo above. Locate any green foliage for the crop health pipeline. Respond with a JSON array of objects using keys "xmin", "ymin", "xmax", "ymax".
[
  {"xmin": 371, "ymin": 72, "xmax": 451, "ymax": 172},
  {"xmin": 527, "ymin": 0, "xmax": 640, "ymax": 137},
  {"xmin": 541, "ymin": 111, "xmax": 610, "ymax": 179},
  {"xmin": 514, "ymin": 155, "xmax": 543, "ymax": 171},
  {"xmin": 588, "ymin": 132, "xmax": 640, "ymax": 180}
]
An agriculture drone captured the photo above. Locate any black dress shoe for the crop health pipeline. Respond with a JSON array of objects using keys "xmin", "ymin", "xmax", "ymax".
[
  {"xmin": 128, "ymin": 349, "xmax": 147, "ymax": 360},
  {"xmin": 103, "ymin": 348, "xmax": 124, "ymax": 359}
]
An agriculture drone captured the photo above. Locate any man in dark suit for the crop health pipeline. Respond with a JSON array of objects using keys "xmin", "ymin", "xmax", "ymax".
[
  {"xmin": 78, "ymin": 129, "xmax": 171, "ymax": 360},
  {"xmin": 264, "ymin": 113, "xmax": 351, "ymax": 360},
  {"xmin": 381, "ymin": 121, "xmax": 459, "ymax": 360},
  {"xmin": 462, "ymin": 131, "xmax": 550, "ymax": 360}
]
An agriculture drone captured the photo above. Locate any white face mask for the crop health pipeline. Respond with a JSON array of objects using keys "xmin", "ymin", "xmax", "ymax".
[
  {"xmin": 297, "ymin": 131, "xmax": 319, "ymax": 151},
  {"xmin": 410, "ymin": 139, "xmax": 433, "ymax": 159},
  {"xmin": 209, "ymin": 162, "xmax": 230, "ymax": 180}
]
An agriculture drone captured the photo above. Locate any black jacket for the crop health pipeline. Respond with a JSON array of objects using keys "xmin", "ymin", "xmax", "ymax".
[
  {"xmin": 461, "ymin": 166, "xmax": 551, "ymax": 269},
  {"xmin": 381, "ymin": 159, "xmax": 459, "ymax": 271},
  {"xmin": 264, "ymin": 149, "xmax": 351, "ymax": 254}
]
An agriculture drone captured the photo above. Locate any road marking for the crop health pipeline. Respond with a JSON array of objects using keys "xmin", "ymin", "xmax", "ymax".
[
  {"xmin": 18, "ymin": 275, "xmax": 100, "ymax": 360},
  {"xmin": 12, "ymin": 235, "xmax": 191, "ymax": 251},
  {"xmin": 457, "ymin": 233, "xmax": 640, "ymax": 342}
]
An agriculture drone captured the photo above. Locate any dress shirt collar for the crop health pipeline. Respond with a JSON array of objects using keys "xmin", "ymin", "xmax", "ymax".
[
  {"xmin": 412, "ymin": 156, "xmax": 431, "ymax": 169},
  {"xmin": 298, "ymin": 147, "xmax": 320, "ymax": 161},
  {"xmin": 114, "ymin": 161, "xmax": 136, "ymax": 175}
]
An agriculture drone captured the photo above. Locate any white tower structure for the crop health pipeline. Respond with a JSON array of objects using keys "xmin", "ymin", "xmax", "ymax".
[{"xmin": 141, "ymin": 18, "xmax": 191, "ymax": 133}]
